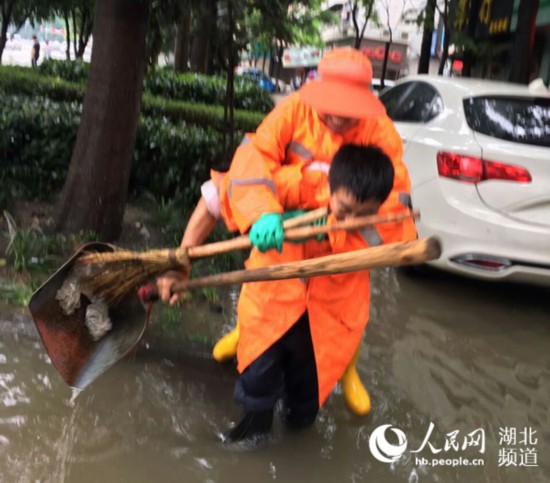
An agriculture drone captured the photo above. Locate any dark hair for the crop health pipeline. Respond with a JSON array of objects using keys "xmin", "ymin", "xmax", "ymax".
[{"xmin": 329, "ymin": 144, "xmax": 394, "ymax": 204}]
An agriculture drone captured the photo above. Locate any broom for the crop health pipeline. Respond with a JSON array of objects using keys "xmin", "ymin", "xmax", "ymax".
[{"xmin": 78, "ymin": 209, "xmax": 418, "ymax": 304}]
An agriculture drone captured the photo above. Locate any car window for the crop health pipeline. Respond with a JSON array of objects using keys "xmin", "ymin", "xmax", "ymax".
[
  {"xmin": 380, "ymin": 81, "xmax": 443, "ymax": 123},
  {"xmin": 463, "ymin": 96, "xmax": 550, "ymax": 147},
  {"xmin": 379, "ymin": 82, "xmax": 415, "ymax": 118}
]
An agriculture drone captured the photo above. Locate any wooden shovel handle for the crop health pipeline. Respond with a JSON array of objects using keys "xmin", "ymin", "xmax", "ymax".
[
  {"xmin": 173, "ymin": 236, "xmax": 440, "ymax": 292},
  {"xmin": 185, "ymin": 209, "xmax": 418, "ymax": 260}
]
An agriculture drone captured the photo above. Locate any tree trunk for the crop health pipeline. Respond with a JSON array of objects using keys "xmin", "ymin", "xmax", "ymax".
[
  {"xmin": 381, "ymin": 17, "xmax": 393, "ymax": 88},
  {"xmin": 418, "ymin": 0, "xmax": 436, "ymax": 74},
  {"xmin": 462, "ymin": 0, "xmax": 481, "ymax": 77},
  {"xmin": 223, "ymin": 0, "xmax": 235, "ymax": 165},
  {"xmin": 381, "ymin": 38, "xmax": 391, "ymax": 88},
  {"xmin": 55, "ymin": 0, "xmax": 149, "ymax": 241},
  {"xmin": 275, "ymin": 41, "xmax": 284, "ymax": 84},
  {"xmin": 0, "ymin": 0, "xmax": 16, "ymax": 64},
  {"xmin": 76, "ymin": 7, "xmax": 93, "ymax": 59},
  {"xmin": 351, "ymin": 1, "xmax": 373, "ymax": 49},
  {"xmin": 351, "ymin": 3, "xmax": 361, "ymax": 48},
  {"xmin": 0, "ymin": 21, "xmax": 8, "ymax": 64},
  {"xmin": 438, "ymin": 8, "xmax": 451, "ymax": 75},
  {"xmin": 174, "ymin": 13, "xmax": 191, "ymax": 72},
  {"xmin": 63, "ymin": 10, "xmax": 71, "ymax": 60},
  {"xmin": 268, "ymin": 46, "xmax": 274, "ymax": 76},
  {"xmin": 509, "ymin": 0, "xmax": 539, "ymax": 84},
  {"xmin": 72, "ymin": 8, "xmax": 78, "ymax": 59},
  {"xmin": 190, "ymin": 0, "xmax": 216, "ymax": 73}
]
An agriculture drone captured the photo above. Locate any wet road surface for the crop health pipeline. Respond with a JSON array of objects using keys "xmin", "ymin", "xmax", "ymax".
[{"xmin": 0, "ymin": 268, "xmax": 549, "ymax": 482}]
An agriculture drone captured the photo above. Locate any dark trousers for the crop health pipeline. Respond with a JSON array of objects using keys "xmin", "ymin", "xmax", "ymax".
[{"xmin": 234, "ymin": 312, "xmax": 319, "ymax": 428}]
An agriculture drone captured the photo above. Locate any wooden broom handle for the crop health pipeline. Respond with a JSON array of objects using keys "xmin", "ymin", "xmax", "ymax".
[
  {"xmin": 185, "ymin": 209, "xmax": 418, "ymax": 260},
  {"xmin": 185, "ymin": 207, "xmax": 327, "ymax": 259},
  {"xmin": 281, "ymin": 209, "xmax": 419, "ymax": 240},
  {"xmin": 173, "ymin": 237, "xmax": 440, "ymax": 292},
  {"xmin": 280, "ymin": 207, "xmax": 328, "ymax": 228}
]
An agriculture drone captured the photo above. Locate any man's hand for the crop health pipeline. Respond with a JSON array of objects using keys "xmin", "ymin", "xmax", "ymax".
[
  {"xmin": 156, "ymin": 268, "xmax": 190, "ymax": 305},
  {"xmin": 249, "ymin": 213, "xmax": 284, "ymax": 253}
]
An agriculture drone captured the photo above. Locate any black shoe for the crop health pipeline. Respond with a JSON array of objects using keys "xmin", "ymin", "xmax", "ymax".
[
  {"xmin": 222, "ymin": 410, "xmax": 273, "ymax": 444},
  {"xmin": 279, "ymin": 399, "xmax": 318, "ymax": 430},
  {"xmin": 284, "ymin": 409, "xmax": 317, "ymax": 430}
]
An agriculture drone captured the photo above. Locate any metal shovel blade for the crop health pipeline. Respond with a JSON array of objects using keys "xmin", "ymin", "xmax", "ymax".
[{"xmin": 28, "ymin": 242, "xmax": 147, "ymax": 390}]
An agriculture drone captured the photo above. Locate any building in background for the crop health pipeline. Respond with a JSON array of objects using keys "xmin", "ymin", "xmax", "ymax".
[
  {"xmin": 433, "ymin": 0, "xmax": 550, "ymax": 86},
  {"xmin": 263, "ymin": 1, "xmax": 424, "ymax": 89},
  {"xmin": 321, "ymin": 0, "xmax": 424, "ymax": 78},
  {"xmin": 521, "ymin": 0, "xmax": 550, "ymax": 85},
  {"xmin": 243, "ymin": 0, "xmax": 550, "ymax": 90}
]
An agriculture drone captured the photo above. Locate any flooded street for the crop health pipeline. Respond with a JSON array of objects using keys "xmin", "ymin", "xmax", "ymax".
[{"xmin": 1, "ymin": 268, "xmax": 549, "ymax": 482}]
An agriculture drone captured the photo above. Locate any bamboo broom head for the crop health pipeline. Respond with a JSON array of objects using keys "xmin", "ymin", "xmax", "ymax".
[{"xmin": 76, "ymin": 247, "xmax": 189, "ymax": 305}]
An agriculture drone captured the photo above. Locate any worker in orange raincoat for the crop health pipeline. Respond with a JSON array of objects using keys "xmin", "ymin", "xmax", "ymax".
[{"xmin": 156, "ymin": 48, "xmax": 416, "ymax": 438}]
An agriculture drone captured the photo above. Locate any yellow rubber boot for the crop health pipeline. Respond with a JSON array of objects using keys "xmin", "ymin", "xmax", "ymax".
[
  {"xmin": 341, "ymin": 345, "xmax": 371, "ymax": 415},
  {"xmin": 212, "ymin": 322, "xmax": 240, "ymax": 362}
]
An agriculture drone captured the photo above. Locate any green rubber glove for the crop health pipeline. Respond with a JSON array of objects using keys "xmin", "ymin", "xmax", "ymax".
[
  {"xmin": 285, "ymin": 212, "xmax": 327, "ymax": 244},
  {"xmin": 313, "ymin": 216, "xmax": 328, "ymax": 241},
  {"xmin": 281, "ymin": 209, "xmax": 307, "ymax": 221},
  {"xmin": 249, "ymin": 213, "xmax": 284, "ymax": 253}
]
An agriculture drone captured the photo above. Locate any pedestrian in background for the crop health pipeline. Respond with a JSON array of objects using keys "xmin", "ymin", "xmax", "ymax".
[
  {"xmin": 44, "ymin": 39, "xmax": 52, "ymax": 61},
  {"xmin": 31, "ymin": 35, "xmax": 40, "ymax": 67}
]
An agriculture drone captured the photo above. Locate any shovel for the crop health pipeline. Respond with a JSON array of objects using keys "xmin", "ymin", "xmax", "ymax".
[
  {"xmin": 28, "ymin": 237, "xmax": 441, "ymax": 391},
  {"xmin": 28, "ymin": 242, "xmax": 149, "ymax": 390}
]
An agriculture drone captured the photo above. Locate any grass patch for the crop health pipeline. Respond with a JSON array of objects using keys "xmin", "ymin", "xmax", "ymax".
[{"xmin": 0, "ymin": 280, "xmax": 37, "ymax": 306}]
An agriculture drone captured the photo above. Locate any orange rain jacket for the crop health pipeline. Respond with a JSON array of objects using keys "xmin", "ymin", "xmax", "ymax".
[{"xmin": 210, "ymin": 93, "xmax": 416, "ymax": 405}]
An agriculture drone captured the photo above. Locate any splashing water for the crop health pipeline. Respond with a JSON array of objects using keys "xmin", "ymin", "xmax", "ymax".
[
  {"xmin": 55, "ymin": 399, "xmax": 82, "ymax": 483},
  {"xmin": 69, "ymin": 387, "xmax": 83, "ymax": 407}
]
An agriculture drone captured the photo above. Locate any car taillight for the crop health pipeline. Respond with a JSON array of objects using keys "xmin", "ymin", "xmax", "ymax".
[{"xmin": 437, "ymin": 152, "xmax": 532, "ymax": 183}]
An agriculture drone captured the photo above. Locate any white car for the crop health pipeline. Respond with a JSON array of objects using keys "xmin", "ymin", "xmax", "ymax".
[
  {"xmin": 379, "ymin": 75, "xmax": 550, "ymax": 285},
  {"xmin": 371, "ymin": 78, "xmax": 395, "ymax": 96}
]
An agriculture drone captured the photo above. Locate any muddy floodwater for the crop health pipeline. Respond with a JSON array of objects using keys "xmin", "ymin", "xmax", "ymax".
[{"xmin": 1, "ymin": 268, "xmax": 549, "ymax": 482}]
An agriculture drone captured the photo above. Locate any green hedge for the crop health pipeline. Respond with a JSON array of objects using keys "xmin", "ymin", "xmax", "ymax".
[
  {"xmin": 0, "ymin": 94, "xmax": 226, "ymax": 209},
  {"xmin": 38, "ymin": 59, "xmax": 90, "ymax": 83},
  {"xmin": 0, "ymin": 95, "xmax": 80, "ymax": 206},
  {"xmin": 144, "ymin": 67, "xmax": 274, "ymax": 113},
  {"xmin": 38, "ymin": 60, "xmax": 274, "ymax": 113},
  {"xmin": 142, "ymin": 93, "xmax": 264, "ymax": 133},
  {"xmin": 0, "ymin": 66, "xmax": 265, "ymax": 133},
  {"xmin": 0, "ymin": 66, "xmax": 85, "ymax": 101},
  {"xmin": 131, "ymin": 115, "xmax": 224, "ymax": 203}
]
